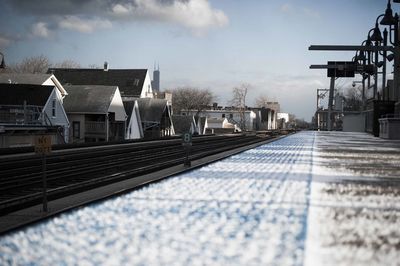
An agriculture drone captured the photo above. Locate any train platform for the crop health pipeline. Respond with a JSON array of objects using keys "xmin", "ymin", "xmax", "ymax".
[{"xmin": 1, "ymin": 131, "xmax": 400, "ymax": 265}]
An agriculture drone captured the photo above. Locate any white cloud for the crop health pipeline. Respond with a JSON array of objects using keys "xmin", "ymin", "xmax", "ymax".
[
  {"xmin": 58, "ymin": 16, "xmax": 112, "ymax": 33},
  {"xmin": 111, "ymin": 0, "xmax": 229, "ymax": 35},
  {"xmin": 31, "ymin": 22, "xmax": 51, "ymax": 38},
  {"xmin": 112, "ymin": 4, "xmax": 131, "ymax": 16}
]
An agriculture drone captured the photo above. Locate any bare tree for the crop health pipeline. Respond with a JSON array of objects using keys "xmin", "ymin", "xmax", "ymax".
[
  {"xmin": 229, "ymin": 83, "xmax": 250, "ymax": 131},
  {"xmin": 52, "ymin": 60, "xmax": 81, "ymax": 69},
  {"xmin": 255, "ymin": 94, "xmax": 269, "ymax": 108},
  {"xmin": 7, "ymin": 55, "xmax": 81, "ymax": 73},
  {"xmin": 88, "ymin": 64, "xmax": 100, "ymax": 69},
  {"xmin": 170, "ymin": 87, "xmax": 214, "ymax": 117},
  {"xmin": 9, "ymin": 55, "xmax": 50, "ymax": 74},
  {"xmin": 343, "ymin": 86, "xmax": 362, "ymax": 111}
]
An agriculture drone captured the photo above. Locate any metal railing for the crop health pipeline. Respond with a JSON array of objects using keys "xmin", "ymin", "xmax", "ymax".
[{"xmin": 0, "ymin": 105, "xmax": 43, "ymax": 125}]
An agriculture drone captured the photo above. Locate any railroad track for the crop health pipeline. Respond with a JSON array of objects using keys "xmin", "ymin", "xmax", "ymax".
[{"xmin": 0, "ymin": 133, "xmax": 285, "ymax": 215}]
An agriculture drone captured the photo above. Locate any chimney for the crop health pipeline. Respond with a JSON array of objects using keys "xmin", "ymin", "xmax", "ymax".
[{"xmin": 104, "ymin": 61, "xmax": 109, "ymax": 71}]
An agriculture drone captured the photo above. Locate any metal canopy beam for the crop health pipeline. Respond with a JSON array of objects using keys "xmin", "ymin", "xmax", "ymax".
[
  {"xmin": 310, "ymin": 65, "xmax": 336, "ymax": 69},
  {"xmin": 309, "ymin": 45, "xmax": 394, "ymax": 52}
]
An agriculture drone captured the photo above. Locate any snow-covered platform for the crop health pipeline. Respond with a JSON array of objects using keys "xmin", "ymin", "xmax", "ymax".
[{"xmin": 1, "ymin": 131, "xmax": 400, "ymax": 266}]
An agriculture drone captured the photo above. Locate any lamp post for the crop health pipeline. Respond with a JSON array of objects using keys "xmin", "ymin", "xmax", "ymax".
[
  {"xmin": 354, "ymin": 40, "xmax": 368, "ymax": 109},
  {"xmin": 316, "ymin": 88, "xmax": 329, "ymax": 130},
  {"xmin": 0, "ymin": 52, "xmax": 5, "ymax": 69},
  {"xmin": 369, "ymin": 20, "xmax": 384, "ymax": 100},
  {"xmin": 380, "ymin": 0, "xmax": 399, "ymax": 103}
]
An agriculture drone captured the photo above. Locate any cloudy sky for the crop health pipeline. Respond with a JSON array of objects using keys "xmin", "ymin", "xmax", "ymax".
[{"xmin": 0, "ymin": 0, "xmax": 393, "ymax": 120}]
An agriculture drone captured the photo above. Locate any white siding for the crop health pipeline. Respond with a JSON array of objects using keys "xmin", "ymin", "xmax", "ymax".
[
  {"xmin": 140, "ymin": 71, "xmax": 154, "ymax": 98},
  {"xmin": 126, "ymin": 101, "xmax": 143, "ymax": 139},
  {"xmin": 200, "ymin": 110, "xmax": 256, "ymax": 131},
  {"xmin": 42, "ymin": 88, "xmax": 70, "ymax": 143},
  {"xmin": 108, "ymin": 88, "xmax": 127, "ymax": 121}
]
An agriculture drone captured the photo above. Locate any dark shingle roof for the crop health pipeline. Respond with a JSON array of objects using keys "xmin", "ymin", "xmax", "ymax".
[
  {"xmin": 63, "ymin": 85, "xmax": 117, "ymax": 114},
  {"xmin": 136, "ymin": 98, "xmax": 168, "ymax": 123},
  {"xmin": 0, "ymin": 84, "xmax": 54, "ymax": 106},
  {"xmin": 172, "ymin": 115, "xmax": 194, "ymax": 134},
  {"xmin": 48, "ymin": 68, "xmax": 147, "ymax": 97},
  {"xmin": 0, "ymin": 73, "xmax": 52, "ymax": 85}
]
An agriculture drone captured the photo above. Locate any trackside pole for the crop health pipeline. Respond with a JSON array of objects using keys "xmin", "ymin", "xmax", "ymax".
[
  {"xmin": 182, "ymin": 133, "xmax": 192, "ymax": 167},
  {"xmin": 42, "ymin": 153, "xmax": 48, "ymax": 212}
]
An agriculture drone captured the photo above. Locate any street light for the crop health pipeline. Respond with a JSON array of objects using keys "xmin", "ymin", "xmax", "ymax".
[
  {"xmin": 387, "ymin": 53, "xmax": 395, "ymax": 61},
  {"xmin": 0, "ymin": 52, "xmax": 5, "ymax": 69},
  {"xmin": 370, "ymin": 21, "xmax": 384, "ymax": 43},
  {"xmin": 380, "ymin": 1, "xmax": 398, "ymax": 26}
]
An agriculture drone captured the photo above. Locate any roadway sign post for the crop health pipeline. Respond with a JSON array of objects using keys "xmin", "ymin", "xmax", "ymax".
[
  {"xmin": 35, "ymin": 135, "xmax": 52, "ymax": 212},
  {"xmin": 182, "ymin": 133, "xmax": 192, "ymax": 167}
]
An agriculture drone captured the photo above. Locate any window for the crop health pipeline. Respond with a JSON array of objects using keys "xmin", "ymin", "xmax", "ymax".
[
  {"xmin": 73, "ymin": 122, "xmax": 80, "ymax": 138},
  {"xmin": 52, "ymin": 99, "xmax": 56, "ymax": 117},
  {"xmin": 222, "ymin": 114, "xmax": 225, "ymax": 118},
  {"xmin": 229, "ymin": 114, "xmax": 233, "ymax": 119}
]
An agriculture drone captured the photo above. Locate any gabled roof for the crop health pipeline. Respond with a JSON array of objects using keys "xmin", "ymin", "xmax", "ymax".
[
  {"xmin": 172, "ymin": 115, "xmax": 195, "ymax": 134},
  {"xmin": 0, "ymin": 84, "xmax": 54, "ymax": 106},
  {"xmin": 48, "ymin": 68, "xmax": 147, "ymax": 97},
  {"xmin": 0, "ymin": 73, "xmax": 52, "ymax": 85},
  {"xmin": 0, "ymin": 73, "xmax": 67, "ymax": 96},
  {"xmin": 136, "ymin": 98, "xmax": 168, "ymax": 123},
  {"xmin": 123, "ymin": 100, "xmax": 137, "ymax": 124},
  {"xmin": 63, "ymin": 85, "xmax": 118, "ymax": 114}
]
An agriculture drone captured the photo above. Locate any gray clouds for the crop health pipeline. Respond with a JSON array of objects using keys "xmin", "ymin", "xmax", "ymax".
[{"xmin": 3, "ymin": 0, "xmax": 228, "ymax": 40}]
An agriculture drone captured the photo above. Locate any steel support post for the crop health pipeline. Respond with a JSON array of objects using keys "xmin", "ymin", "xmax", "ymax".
[
  {"xmin": 374, "ymin": 43, "xmax": 379, "ymax": 100},
  {"xmin": 327, "ymin": 77, "xmax": 335, "ymax": 131}
]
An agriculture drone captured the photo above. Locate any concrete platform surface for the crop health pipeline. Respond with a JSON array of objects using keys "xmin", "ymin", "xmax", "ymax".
[{"xmin": 0, "ymin": 131, "xmax": 399, "ymax": 266}]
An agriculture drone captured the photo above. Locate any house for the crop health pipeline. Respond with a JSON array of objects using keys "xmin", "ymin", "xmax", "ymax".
[
  {"xmin": 184, "ymin": 109, "xmax": 257, "ymax": 131},
  {"xmin": 171, "ymin": 115, "xmax": 197, "ymax": 135},
  {"xmin": 0, "ymin": 84, "xmax": 69, "ymax": 147},
  {"xmin": 0, "ymin": 73, "xmax": 68, "ymax": 97},
  {"xmin": 123, "ymin": 100, "xmax": 143, "ymax": 140},
  {"xmin": 254, "ymin": 104, "xmax": 280, "ymax": 131},
  {"xmin": 48, "ymin": 64, "xmax": 153, "ymax": 100},
  {"xmin": 277, "ymin": 112, "xmax": 290, "ymax": 129},
  {"xmin": 195, "ymin": 116, "xmax": 208, "ymax": 135},
  {"xmin": 206, "ymin": 117, "xmax": 238, "ymax": 134},
  {"xmin": 135, "ymin": 98, "xmax": 174, "ymax": 138},
  {"xmin": 63, "ymin": 85, "xmax": 126, "ymax": 143}
]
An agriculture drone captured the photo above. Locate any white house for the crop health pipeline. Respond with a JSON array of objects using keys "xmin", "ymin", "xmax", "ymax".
[
  {"xmin": 277, "ymin": 112, "xmax": 290, "ymax": 129},
  {"xmin": 186, "ymin": 110, "xmax": 257, "ymax": 131},
  {"xmin": 195, "ymin": 116, "xmax": 208, "ymax": 135},
  {"xmin": 123, "ymin": 100, "xmax": 143, "ymax": 139},
  {"xmin": 0, "ymin": 84, "xmax": 69, "ymax": 147}
]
